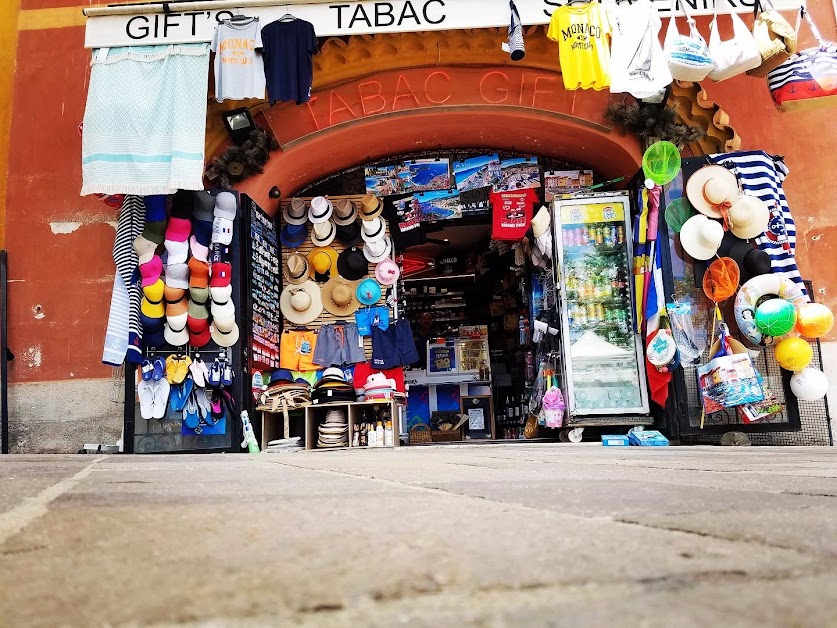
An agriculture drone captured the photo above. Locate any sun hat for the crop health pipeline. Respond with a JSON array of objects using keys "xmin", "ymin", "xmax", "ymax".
[
  {"xmin": 283, "ymin": 198, "xmax": 308, "ymax": 225},
  {"xmin": 187, "ymin": 316, "xmax": 211, "ymax": 347},
  {"xmin": 308, "ymin": 196, "xmax": 333, "ymax": 223},
  {"xmin": 337, "ymin": 246, "xmax": 368, "ymax": 281},
  {"xmin": 311, "ymin": 220, "xmax": 336, "ymax": 247},
  {"xmin": 356, "ymin": 278, "xmax": 382, "ymax": 306},
  {"xmin": 686, "ymin": 165, "xmax": 739, "ymax": 219},
  {"xmin": 164, "ymin": 315, "xmax": 189, "ymax": 347},
  {"xmin": 210, "ymin": 284, "xmax": 235, "ymax": 319},
  {"xmin": 144, "ymin": 194, "xmax": 168, "ymax": 222},
  {"xmin": 374, "ymin": 258, "xmax": 400, "ymax": 285},
  {"xmin": 723, "ymin": 236, "xmax": 771, "ymax": 283},
  {"xmin": 307, "ymin": 246, "xmax": 338, "ymax": 282},
  {"xmin": 320, "ymin": 367, "xmax": 347, "ymax": 381},
  {"xmin": 212, "ymin": 216, "xmax": 234, "ymax": 245},
  {"xmin": 165, "ymin": 263, "xmax": 190, "ymax": 289},
  {"xmin": 361, "ymin": 216, "xmax": 386, "ymax": 243},
  {"xmin": 280, "ymin": 280, "xmax": 323, "ymax": 325},
  {"xmin": 363, "ymin": 236, "xmax": 392, "ymax": 264},
  {"xmin": 134, "ymin": 235, "xmax": 158, "ymax": 266},
  {"xmin": 188, "ymin": 258, "xmax": 210, "ymax": 288},
  {"xmin": 144, "ymin": 327, "xmax": 166, "ymax": 349},
  {"xmin": 728, "ymin": 195, "xmax": 770, "ymax": 240},
  {"xmin": 322, "ymin": 277, "xmax": 360, "ymax": 316},
  {"xmin": 143, "ymin": 220, "xmax": 167, "ymax": 245},
  {"xmin": 214, "ymin": 191, "xmax": 237, "ymax": 220},
  {"xmin": 165, "ymin": 239, "xmax": 189, "ymax": 265},
  {"xmin": 360, "ymin": 194, "xmax": 383, "ymax": 220},
  {"xmin": 531, "ymin": 206, "xmax": 550, "ymax": 238},
  {"xmin": 141, "ymin": 279, "xmax": 165, "ymax": 318},
  {"xmin": 188, "ymin": 297, "xmax": 209, "ymax": 320},
  {"xmin": 679, "ymin": 214, "xmax": 724, "ymax": 260},
  {"xmin": 164, "ymin": 286, "xmax": 188, "ymax": 317},
  {"xmin": 211, "ymin": 321, "xmax": 240, "ymax": 347},
  {"xmin": 193, "ymin": 191, "xmax": 215, "ymax": 221},
  {"xmin": 664, "ymin": 197, "xmax": 695, "ymax": 233},
  {"xmin": 165, "ymin": 217, "xmax": 191, "ymax": 243},
  {"xmin": 213, "ymin": 313, "xmax": 237, "ymax": 333},
  {"xmin": 284, "ymin": 252, "xmax": 309, "ymax": 285},
  {"xmin": 332, "ymin": 199, "xmax": 357, "ymax": 225},
  {"xmin": 140, "ymin": 255, "xmax": 163, "ymax": 287},
  {"xmin": 190, "ymin": 235, "xmax": 209, "ymax": 262},
  {"xmin": 210, "ymin": 262, "xmax": 232, "ymax": 288},
  {"xmin": 335, "ymin": 221, "xmax": 361, "ymax": 245},
  {"xmin": 280, "ymin": 222, "xmax": 307, "ymax": 248},
  {"xmin": 189, "ymin": 284, "xmax": 209, "ymax": 305}
]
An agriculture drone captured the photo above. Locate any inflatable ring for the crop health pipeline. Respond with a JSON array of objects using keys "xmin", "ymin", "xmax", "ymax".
[{"xmin": 734, "ymin": 274, "xmax": 806, "ymax": 346}]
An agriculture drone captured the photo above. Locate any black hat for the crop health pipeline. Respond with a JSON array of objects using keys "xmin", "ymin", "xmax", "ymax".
[
  {"xmin": 741, "ymin": 248, "xmax": 772, "ymax": 282},
  {"xmin": 337, "ymin": 246, "xmax": 368, "ymax": 281},
  {"xmin": 171, "ymin": 190, "xmax": 195, "ymax": 219},
  {"xmin": 335, "ymin": 221, "xmax": 361, "ymax": 246}
]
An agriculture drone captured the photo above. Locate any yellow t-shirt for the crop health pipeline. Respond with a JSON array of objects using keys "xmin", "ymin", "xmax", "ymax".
[{"xmin": 547, "ymin": 3, "xmax": 612, "ymax": 91}]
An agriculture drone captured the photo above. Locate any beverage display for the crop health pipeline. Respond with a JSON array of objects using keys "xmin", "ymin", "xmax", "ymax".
[{"xmin": 554, "ymin": 195, "xmax": 649, "ymax": 416}]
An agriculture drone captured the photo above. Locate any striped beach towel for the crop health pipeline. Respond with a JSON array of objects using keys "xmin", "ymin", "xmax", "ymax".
[
  {"xmin": 708, "ymin": 150, "xmax": 808, "ymax": 300},
  {"xmin": 81, "ymin": 44, "xmax": 210, "ymax": 196}
]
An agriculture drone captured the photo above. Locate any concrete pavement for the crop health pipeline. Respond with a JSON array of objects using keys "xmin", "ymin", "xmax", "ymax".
[{"xmin": 1, "ymin": 444, "xmax": 836, "ymax": 626}]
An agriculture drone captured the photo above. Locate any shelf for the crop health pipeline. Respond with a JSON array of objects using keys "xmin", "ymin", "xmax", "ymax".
[
  {"xmin": 405, "ymin": 292, "xmax": 466, "ymax": 299},
  {"xmin": 404, "ymin": 274, "xmax": 475, "ymax": 282}
]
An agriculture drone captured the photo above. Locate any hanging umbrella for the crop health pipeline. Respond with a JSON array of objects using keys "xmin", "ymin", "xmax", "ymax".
[{"xmin": 632, "ymin": 188, "xmax": 650, "ymax": 333}]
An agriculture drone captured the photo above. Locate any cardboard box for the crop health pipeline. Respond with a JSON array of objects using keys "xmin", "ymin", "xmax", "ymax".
[
  {"xmin": 628, "ymin": 430, "xmax": 669, "ymax": 447},
  {"xmin": 601, "ymin": 435, "xmax": 630, "ymax": 447}
]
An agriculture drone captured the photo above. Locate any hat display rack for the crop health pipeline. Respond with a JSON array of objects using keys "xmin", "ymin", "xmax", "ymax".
[{"xmin": 277, "ymin": 195, "xmax": 393, "ymax": 362}]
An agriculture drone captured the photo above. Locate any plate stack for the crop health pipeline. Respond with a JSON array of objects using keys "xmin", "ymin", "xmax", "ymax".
[{"xmin": 317, "ymin": 408, "xmax": 348, "ymax": 448}]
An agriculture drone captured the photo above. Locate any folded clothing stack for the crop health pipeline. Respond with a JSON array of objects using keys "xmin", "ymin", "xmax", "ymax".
[
  {"xmin": 311, "ymin": 367, "xmax": 355, "ymax": 405},
  {"xmin": 317, "ymin": 408, "xmax": 348, "ymax": 448}
]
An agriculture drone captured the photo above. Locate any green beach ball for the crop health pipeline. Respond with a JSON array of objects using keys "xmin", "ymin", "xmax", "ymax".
[
  {"xmin": 755, "ymin": 299, "xmax": 797, "ymax": 337},
  {"xmin": 642, "ymin": 141, "xmax": 681, "ymax": 186}
]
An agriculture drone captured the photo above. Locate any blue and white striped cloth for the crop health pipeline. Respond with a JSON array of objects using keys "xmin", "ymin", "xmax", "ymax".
[{"xmin": 708, "ymin": 150, "xmax": 808, "ymax": 300}]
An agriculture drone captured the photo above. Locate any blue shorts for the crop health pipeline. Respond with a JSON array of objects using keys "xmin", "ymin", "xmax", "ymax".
[
  {"xmin": 313, "ymin": 323, "xmax": 366, "ymax": 367},
  {"xmin": 372, "ymin": 320, "xmax": 419, "ymax": 369},
  {"xmin": 355, "ymin": 306, "xmax": 389, "ymax": 336}
]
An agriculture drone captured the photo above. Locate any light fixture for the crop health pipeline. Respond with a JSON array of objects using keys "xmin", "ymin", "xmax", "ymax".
[
  {"xmin": 222, "ymin": 107, "xmax": 255, "ymax": 145},
  {"xmin": 269, "ymin": 186, "xmax": 282, "ymax": 199}
]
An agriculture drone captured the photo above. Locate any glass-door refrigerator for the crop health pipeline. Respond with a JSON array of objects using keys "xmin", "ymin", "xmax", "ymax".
[{"xmin": 552, "ymin": 192, "xmax": 650, "ymax": 420}]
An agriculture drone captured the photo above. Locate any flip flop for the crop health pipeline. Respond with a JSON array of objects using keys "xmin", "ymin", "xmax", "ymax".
[
  {"xmin": 189, "ymin": 358, "xmax": 209, "ymax": 388},
  {"xmin": 169, "ymin": 377, "xmax": 194, "ymax": 413},
  {"xmin": 221, "ymin": 362, "xmax": 234, "ymax": 387},
  {"xmin": 172, "ymin": 354, "xmax": 192, "ymax": 385},
  {"xmin": 152, "ymin": 356, "xmax": 166, "ymax": 381},
  {"xmin": 151, "ymin": 379, "xmax": 171, "ymax": 420},
  {"xmin": 137, "ymin": 379, "xmax": 155, "ymax": 419},
  {"xmin": 141, "ymin": 359, "xmax": 155, "ymax": 382},
  {"xmin": 165, "ymin": 355, "xmax": 179, "ymax": 384},
  {"xmin": 182, "ymin": 395, "xmax": 200, "ymax": 430},
  {"xmin": 207, "ymin": 360, "xmax": 222, "ymax": 387}
]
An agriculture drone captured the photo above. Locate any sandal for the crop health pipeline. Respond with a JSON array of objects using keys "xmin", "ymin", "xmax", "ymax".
[
  {"xmin": 140, "ymin": 359, "xmax": 155, "ymax": 382},
  {"xmin": 165, "ymin": 355, "xmax": 179, "ymax": 384},
  {"xmin": 221, "ymin": 361, "xmax": 234, "ymax": 387},
  {"xmin": 151, "ymin": 379, "xmax": 171, "ymax": 420},
  {"xmin": 152, "ymin": 356, "xmax": 166, "ymax": 381},
  {"xmin": 137, "ymin": 379, "xmax": 155, "ymax": 419},
  {"xmin": 189, "ymin": 358, "xmax": 209, "ymax": 388},
  {"xmin": 207, "ymin": 359, "xmax": 222, "ymax": 387},
  {"xmin": 172, "ymin": 353, "xmax": 192, "ymax": 385},
  {"xmin": 182, "ymin": 394, "xmax": 200, "ymax": 430}
]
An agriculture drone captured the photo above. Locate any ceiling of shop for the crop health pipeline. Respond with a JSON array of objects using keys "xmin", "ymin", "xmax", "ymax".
[{"xmin": 406, "ymin": 222, "xmax": 491, "ymax": 258}]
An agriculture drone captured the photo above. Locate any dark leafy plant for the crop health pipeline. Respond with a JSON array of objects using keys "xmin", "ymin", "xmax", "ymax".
[
  {"xmin": 605, "ymin": 102, "xmax": 704, "ymax": 146},
  {"xmin": 206, "ymin": 127, "xmax": 280, "ymax": 188}
]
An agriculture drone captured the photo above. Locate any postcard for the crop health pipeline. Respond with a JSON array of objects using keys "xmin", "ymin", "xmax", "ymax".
[
  {"xmin": 414, "ymin": 189, "xmax": 462, "ymax": 221},
  {"xmin": 453, "ymin": 153, "xmax": 501, "ymax": 192},
  {"xmin": 544, "ymin": 169, "xmax": 594, "ymax": 201},
  {"xmin": 406, "ymin": 158, "xmax": 451, "ymax": 192},
  {"xmin": 498, "ymin": 157, "xmax": 540, "ymax": 191}
]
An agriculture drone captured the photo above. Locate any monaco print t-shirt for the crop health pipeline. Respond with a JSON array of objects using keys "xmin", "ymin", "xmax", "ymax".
[
  {"xmin": 210, "ymin": 18, "xmax": 266, "ymax": 102},
  {"xmin": 547, "ymin": 2, "xmax": 612, "ymax": 91}
]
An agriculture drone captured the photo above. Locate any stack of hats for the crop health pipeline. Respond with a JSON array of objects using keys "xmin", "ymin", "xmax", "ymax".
[
  {"xmin": 333, "ymin": 199, "xmax": 360, "ymax": 245},
  {"xmin": 210, "ymin": 259, "xmax": 238, "ymax": 347},
  {"xmin": 363, "ymin": 372, "xmax": 399, "ymax": 401},
  {"xmin": 259, "ymin": 368, "xmax": 311, "ymax": 411},
  {"xmin": 164, "ymin": 194, "xmax": 192, "ymax": 348},
  {"xmin": 188, "ymin": 236, "xmax": 211, "ymax": 348},
  {"xmin": 311, "ymin": 367, "xmax": 355, "ymax": 405},
  {"xmin": 137, "ymin": 196, "xmax": 167, "ymax": 348},
  {"xmin": 360, "ymin": 195, "xmax": 392, "ymax": 263},
  {"xmin": 281, "ymin": 198, "xmax": 308, "ymax": 249},
  {"xmin": 192, "ymin": 191, "xmax": 214, "ymax": 250},
  {"xmin": 317, "ymin": 408, "xmax": 348, "ymax": 449}
]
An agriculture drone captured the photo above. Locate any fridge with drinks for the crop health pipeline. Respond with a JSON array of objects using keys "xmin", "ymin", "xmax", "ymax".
[{"xmin": 552, "ymin": 192, "xmax": 650, "ymax": 419}]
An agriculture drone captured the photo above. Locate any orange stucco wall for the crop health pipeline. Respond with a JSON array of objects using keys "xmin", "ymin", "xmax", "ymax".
[{"xmin": 2, "ymin": 2, "xmax": 837, "ymax": 389}]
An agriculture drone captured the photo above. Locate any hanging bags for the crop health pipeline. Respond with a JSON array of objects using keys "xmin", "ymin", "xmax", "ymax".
[
  {"xmin": 746, "ymin": 0, "xmax": 798, "ymax": 77},
  {"xmin": 707, "ymin": 0, "xmax": 761, "ymax": 81},
  {"xmin": 767, "ymin": 7, "xmax": 837, "ymax": 111},
  {"xmin": 663, "ymin": 0, "xmax": 714, "ymax": 82}
]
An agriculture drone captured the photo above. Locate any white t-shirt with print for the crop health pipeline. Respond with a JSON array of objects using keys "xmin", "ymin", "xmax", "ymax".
[
  {"xmin": 608, "ymin": 0, "xmax": 672, "ymax": 99},
  {"xmin": 211, "ymin": 18, "xmax": 266, "ymax": 102}
]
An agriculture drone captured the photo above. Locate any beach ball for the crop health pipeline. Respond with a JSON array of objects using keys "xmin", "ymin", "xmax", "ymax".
[
  {"xmin": 664, "ymin": 197, "xmax": 695, "ymax": 233},
  {"xmin": 773, "ymin": 337, "xmax": 813, "ymax": 372},
  {"xmin": 755, "ymin": 299, "xmax": 797, "ymax": 337},
  {"xmin": 789, "ymin": 368, "xmax": 829, "ymax": 401},
  {"xmin": 795, "ymin": 302, "xmax": 834, "ymax": 339},
  {"xmin": 642, "ymin": 141, "xmax": 681, "ymax": 186}
]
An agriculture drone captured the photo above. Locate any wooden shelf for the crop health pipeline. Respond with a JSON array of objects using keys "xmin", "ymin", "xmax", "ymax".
[{"xmin": 304, "ymin": 401, "xmax": 403, "ymax": 450}]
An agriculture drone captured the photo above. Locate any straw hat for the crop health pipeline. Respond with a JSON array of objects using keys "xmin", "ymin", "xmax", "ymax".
[
  {"xmin": 728, "ymin": 195, "xmax": 770, "ymax": 240},
  {"xmin": 322, "ymin": 277, "xmax": 360, "ymax": 316},
  {"xmin": 686, "ymin": 165, "xmax": 739, "ymax": 219},
  {"xmin": 332, "ymin": 199, "xmax": 358, "ymax": 226},
  {"xmin": 210, "ymin": 321, "xmax": 240, "ymax": 347},
  {"xmin": 359, "ymin": 194, "xmax": 383, "ymax": 220},
  {"xmin": 280, "ymin": 280, "xmax": 323, "ymax": 325},
  {"xmin": 311, "ymin": 220, "xmax": 336, "ymax": 247},
  {"xmin": 679, "ymin": 214, "xmax": 724, "ymax": 260},
  {"xmin": 283, "ymin": 198, "xmax": 307, "ymax": 225},
  {"xmin": 284, "ymin": 252, "xmax": 309, "ymax": 285}
]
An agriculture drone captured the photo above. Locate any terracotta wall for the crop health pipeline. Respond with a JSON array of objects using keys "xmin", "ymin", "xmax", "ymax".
[{"xmin": 1, "ymin": 3, "xmax": 836, "ymax": 450}]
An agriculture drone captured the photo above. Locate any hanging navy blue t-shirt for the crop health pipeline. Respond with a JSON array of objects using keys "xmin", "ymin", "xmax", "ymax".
[{"xmin": 261, "ymin": 18, "xmax": 319, "ymax": 105}]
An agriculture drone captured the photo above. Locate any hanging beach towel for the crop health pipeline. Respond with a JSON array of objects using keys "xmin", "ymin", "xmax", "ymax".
[
  {"xmin": 746, "ymin": 0, "xmax": 798, "ymax": 77},
  {"xmin": 504, "ymin": 0, "xmax": 525, "ymax": 61},
  {"xmin": 663, "ymin": 0, "xmax": 714, "ymax": 82},
  {"xmin": 707, "ymin": 0, "xmax": 761, "ymax": 81},
  {"xmin": 767, "ymin": 7, "xmax": 837, "ymax": 112}
]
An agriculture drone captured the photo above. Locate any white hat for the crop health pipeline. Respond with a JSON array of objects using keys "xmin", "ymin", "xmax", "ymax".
[
  {"xmin": 308, "ymin": 197, "xmax": 333, "ymax": 223},
  {"xmin": 363, "ymin": 236, "xmax": 392, "ymax": 263},
  {"xmin": 728, "ymin": 195, "xmax": 770, "ymax": 240},
  {"xmin": 210, "ymin": 284, "xmax": 235, "ymax": 319},
  {"xmin": 212, "ymin": 216, "xmax": 234, "ymax": 245},
  {"xmin": 189, "ymin": 235, "xmax": 208, "ymax": 262},
  {"xmin": 214, "ymin": 191, "xmax": 238, "ymax": 220},
  {"xmin": 680, "ymin": 214, "xmax": 724, "ymax": 260},
  {"xmin": 164, "ymin": 239, "xmax": 189, "ymax": 265},
  {"xmin": 531, "ymin": 205, "xmax": 551, "ymax": 239},
  {"xmin": 283, "ymin": 198, "xmax": 308, "ymax": 225},
  {"xmin": 279, "ymin": 280, "xmax": 323, "ymax": 325},
  {"xmin": 213, "ymin": 313, "xmax": 237, "ymax": 333},
  {"xmin": 686, "ymin": 165, "xmax": 739, "ymax": 219},
  {"xmin": 164, "ymin": 317, "xmax": 189, "ymax": 346},
  {"xmin": 311, "ymin": 220, "xmax": 336, "ymax": 247},
  {"xmin": 322, "ymin": 367, "xmax": 346, "ymax": 381},
  {"xmin": 165, "ymin": 263, "xmax": 190, "ymax": 289},
  {"xmin": 211, "ymin": 322, "xmax": 240, "ymax": 347},
  {"xmin": 361, "ymin": 216, "xmax": 386, "ymax": 242}
]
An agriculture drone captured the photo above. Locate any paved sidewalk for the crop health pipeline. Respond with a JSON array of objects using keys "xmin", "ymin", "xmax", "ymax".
[{"xmin": 1, "ymin": 445, "xmax": 836, "ymax": 626}]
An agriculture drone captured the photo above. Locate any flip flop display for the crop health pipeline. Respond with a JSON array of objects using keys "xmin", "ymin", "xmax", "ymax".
[
  {"xmin": 151, "ymin": 379, "xmax": 171, "ymax": 420},
  {"xmin": 152, "ymin": 356, "xmax": 166, "ymax": 381},
  {"xmin": 141, "ymin": 360, "xmax": 155, "ymax": 381},
  {"xmin": 137, "ymin": 379, "xmax": 155, "ymax": 419}
]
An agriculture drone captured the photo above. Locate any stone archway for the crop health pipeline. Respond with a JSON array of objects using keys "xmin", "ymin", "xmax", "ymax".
[{"xmin": 205, "ymin": 27, "xmax": 741, "ymax": 209}]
